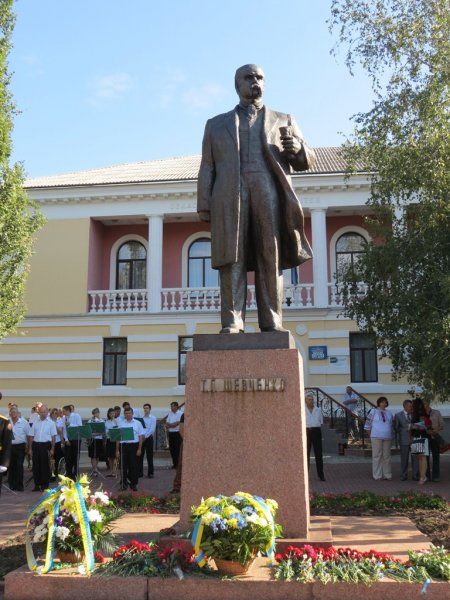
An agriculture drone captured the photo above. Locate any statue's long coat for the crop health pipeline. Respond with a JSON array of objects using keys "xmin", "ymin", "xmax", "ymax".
[{"xmin": 197, "ymin": 106, "xmax": 315, "ymax": 271}]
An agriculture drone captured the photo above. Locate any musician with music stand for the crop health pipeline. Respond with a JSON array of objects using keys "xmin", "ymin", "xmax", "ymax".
[
  {"xmin": 87, "ymin": 409, "xmax": 106, "ymax": 478},
  {"xmin": 66, "ymin": 423, "xmax": 92, "ymax": 480},
  {"xmin": 114, "ymin": 406, "xmax": 144, "ymax": 491}
]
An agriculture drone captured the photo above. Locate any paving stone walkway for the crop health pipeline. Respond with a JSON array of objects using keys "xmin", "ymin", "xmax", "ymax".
[{"xmin": 1, "ymin": 454, "xmax": 448, "ymax": 544}]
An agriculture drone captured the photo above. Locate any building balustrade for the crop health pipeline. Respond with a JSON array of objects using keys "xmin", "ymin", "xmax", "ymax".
[
  {"xmin": 328, "ymin": 282, "xmax": 368, "ymax": 307},
  {"xmin": 88, "ymin": 289, "xmax": 148, "ymax": 313},
  {"xmin": 161, "ymin": 283, "xmax": 314, "ymax": 312},
  {"xmin": 88, "ymin": 282, "xmax": 366, "ymax": 313}
]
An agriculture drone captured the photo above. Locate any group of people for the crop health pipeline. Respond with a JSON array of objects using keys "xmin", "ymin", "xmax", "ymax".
[
  {"xmin": 365, "ymin": 396, "xmax": 445, "ymax": 484},
  {"xmin": 4, "ymin": 402, "xmax": 91, "ymax": 492},
  {"xmin": 1, "ymin": 390, "xmax": 446, "ymax": 496},
  {"xmin": 0, "ymin": 395, "xmax": 184, "ymax": 495},
  {"xmin": 304, "ymin": 389, "xmax": 446, "ymax": 485}
]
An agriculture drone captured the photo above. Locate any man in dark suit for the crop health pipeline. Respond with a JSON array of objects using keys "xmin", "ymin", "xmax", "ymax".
[
  {"xmin": 394, "ymin": 399, "xmax": 418, "ymax": 480},
  {"xmin": 197, "ymin": 64, "xmax": 315, "ymax": 333},
  {"xmin": 0, "ymin": 392, "xmax": 13, "ymax": 497}
]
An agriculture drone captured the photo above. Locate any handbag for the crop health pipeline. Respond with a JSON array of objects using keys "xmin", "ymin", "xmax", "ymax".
[{"xmin": 410, "ymin": 437, "xmax": 429, "ymax": 455}]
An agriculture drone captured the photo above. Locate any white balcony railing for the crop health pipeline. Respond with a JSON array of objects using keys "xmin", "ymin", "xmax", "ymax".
[
  {"xmin": 87, "ymin": 283, "xmax": 368, "ymax": 313},
  {"xmin": 88, "ymin": 289, "xmax": 147, "ymax": 313},
  {"xmin": 328, "ymin": 282, "xmax": 368, "ymax": 307},
  {"xmin": 161, "ymin": 283, "xmax": 314, "ymax": 312}
]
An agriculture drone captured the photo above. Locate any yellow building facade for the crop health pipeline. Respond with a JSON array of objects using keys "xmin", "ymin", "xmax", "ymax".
[{"xmin": 0, "ymin": 151, "xmax": 420, "ymax": 418}]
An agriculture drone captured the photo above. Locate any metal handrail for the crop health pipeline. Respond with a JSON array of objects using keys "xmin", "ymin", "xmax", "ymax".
[
  {"xmin": 348, "ymin": 386, "xmax": 377, "ymax": 408},
  {"xmin": 345, "ymin": 386, "xmax": 377, "ymax": 426},
  {"xmin": 305, "ymin": 387, "xmax": 368, "ymax": 449}
]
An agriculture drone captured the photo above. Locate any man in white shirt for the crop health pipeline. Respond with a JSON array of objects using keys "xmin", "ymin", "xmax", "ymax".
[
  {"xmin": 28, "ymin": 404, "xmax": 56, "ymax": 491},
  {"xmin": 342, "ymin": 386, "xmax": 360, "ymax": 438},
  {"xmin": 122, "ymin": 401, "xmax": 142, "ymax": 419},
  {"xmin": 62, "ymin": 404, "xmax": 82, "ymax": 480},
  {"xmin": 8, "ymin": 406, "xmax": 29, "ymax": 491},
  {"xmin": 165, "ymin": 402, "xmax": 183, "ymax": 469},
  {"xmin": 305, "ymin": 392, "xmax": 325, "ymax": 481},
  {"xmin": 139, "ymin": 403, "xmax": 156, "ymax": 479},
  {"xmin": 116, "ymin": 406, "xmax": 144, "ymax": 491},
  {"xmin": 342, "ymin": 386, "xmax": 358, "ymax": 412}
]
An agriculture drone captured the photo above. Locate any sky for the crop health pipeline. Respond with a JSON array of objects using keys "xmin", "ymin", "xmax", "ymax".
[{"xmin": 9, "ymin": 0, "xmax": 375, "ymax": 178}]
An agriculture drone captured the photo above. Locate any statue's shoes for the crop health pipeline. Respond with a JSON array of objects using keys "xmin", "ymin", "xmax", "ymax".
[
  {"xmin": 261, "ymin": 326, "xmax": 289, "ymax": 333},
  {"xmin": 220, "ymin": 326, "xmax": 241, "ymax": 334}
]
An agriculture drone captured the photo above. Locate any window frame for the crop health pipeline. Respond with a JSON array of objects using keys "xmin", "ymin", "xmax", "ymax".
[
  {"xmin": 349, "ymin": 332, "xmax": 378, "ymax": 383},
  {"xmin": 102, "ymin": 337, "xmax": 128, "ymax": 386},
  {"xmin": 178, "ymin": 336, "xmax": 193, "ymax": 385},
  {"xmin": 329, "ymin": 226, "xmax": 370, "ymax": 283},
  {"xmin": 335, "ymin": 232, "xmax": 366, "ymax": 280},
  {"xmin": 115, "ymin": 241, "xmax": 147, "ymax": 290},
  {"xmin": 283, "ymin": 267, "xmax": 299, "ymax": 285},
  {"xmin": 187, "ymin": 237, "xmax": 217, "ymax": 288}
]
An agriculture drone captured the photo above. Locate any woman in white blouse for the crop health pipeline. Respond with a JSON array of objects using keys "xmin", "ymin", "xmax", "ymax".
[
  {"xmin": 104, "ymin": 408, "xmax": 118, "ymax": 476},
  {"xmin": 364, "ymin": 396, "xmax": 394, "ymax": 480}
]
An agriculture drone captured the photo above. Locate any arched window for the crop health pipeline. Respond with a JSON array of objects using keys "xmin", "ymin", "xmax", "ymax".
[
  {"xmin": 116, "ymin": 241, "xmax": 147, "ymax": 289},
  {"xmin": 335, "ymin": 232, "xmax": 366, "ymax": 278},
  {"xmin": 188, "ymin": 238, "xmax": 218, "ymax": 287}
]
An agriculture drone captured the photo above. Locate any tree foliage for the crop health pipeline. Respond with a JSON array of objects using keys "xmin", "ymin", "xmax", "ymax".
[
  {"xmin": 329, "ymin": 0, "xmax": 450, "ymax": 401},
  {"xmin": 0, "ymin": 0, "xmax": 44, "ymax": 340}
]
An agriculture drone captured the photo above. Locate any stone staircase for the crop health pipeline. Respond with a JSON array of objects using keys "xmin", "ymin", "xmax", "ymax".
[{"xmin": 306, "ymin": 386, "xmax": 378, "ymax": 456}]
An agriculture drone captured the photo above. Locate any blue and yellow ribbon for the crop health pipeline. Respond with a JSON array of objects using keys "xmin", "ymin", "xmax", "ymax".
[
  {"xmin": 191, "ymin": 517, "xmax": 207, "ymax": 567},
  {"xmin": 26, "ymin": 486, "xmax": 62, "ymax": 574},
  {"xmin": 25, "ymin": 479, "xmax": 95, "ymax": 575},
  {"xmin": 247, "ymin": 495, "xmax": 276, "ymax": 562},
  {"xmin": 73, "ymin": 482, "xmax": 95, "ymax": 573}
]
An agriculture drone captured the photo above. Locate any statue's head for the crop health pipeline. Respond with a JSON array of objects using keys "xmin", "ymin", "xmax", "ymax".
[{"xmin": 235, "ymin": 64, "xmax": 265, "ymax": 102}]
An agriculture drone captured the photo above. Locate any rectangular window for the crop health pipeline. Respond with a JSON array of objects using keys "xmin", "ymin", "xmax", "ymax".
[
  {"xmin": 103, "ymin": 338, "xmax": 127, "ymax": 385},
  {"xmin": 349, "ymin": 333, "xmax": 378, "ymax": 383},
  {"xmin": 178, "ymin": 336, "xmax": 193, "ymax": 385},
  {"xmin": 283, "ymin": 267, "xmax": 299, "ymax": 286}
]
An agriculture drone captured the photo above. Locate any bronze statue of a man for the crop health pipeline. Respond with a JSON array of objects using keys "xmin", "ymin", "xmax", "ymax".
[{"xmin": 197, "ymin": 64, "xmax": 314, "ymax": 333}]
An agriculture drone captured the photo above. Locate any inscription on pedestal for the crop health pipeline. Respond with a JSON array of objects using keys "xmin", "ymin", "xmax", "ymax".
[{"xmin": 201, "ymin": 378, "xmax": 285, "ymax": 392}]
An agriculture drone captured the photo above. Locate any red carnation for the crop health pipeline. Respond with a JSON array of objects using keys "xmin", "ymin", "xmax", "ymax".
[{"xmin": 94, "ymin": 551, "xmax": 106, "ymax": 564}]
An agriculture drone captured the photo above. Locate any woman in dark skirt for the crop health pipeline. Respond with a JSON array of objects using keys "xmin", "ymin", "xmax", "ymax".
[
  {"xmin": 87, "ymin": 408, "xmax": 105, "ymax": 476},
  {"xmin": 104, "ymin": 407, "xmax": 118, "ymax": 476}
]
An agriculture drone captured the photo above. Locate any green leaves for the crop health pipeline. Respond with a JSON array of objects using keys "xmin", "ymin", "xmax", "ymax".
[
  {"xmin": 0, "ymin": 0, "xmax": 44, "ymax": 340},
  {"xmin": 330, "ymin": 0, "xmax": 450, "ymax": 402}
]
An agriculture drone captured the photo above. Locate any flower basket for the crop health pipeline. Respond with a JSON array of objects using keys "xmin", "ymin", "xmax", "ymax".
[
  {"xmin": 214, "ymin": 557, "xmax": 256, "ymax": 576},
  {"xmin": 190, "ymin": 492, "xmax": 281, "ymax": 572},
  {"xmin": 56, "ymin": 550, "xmax": 84, "ymax": 564},
  {"xmin": 26, "ymin": 475, "xmax": 118, "ymax": 575}
]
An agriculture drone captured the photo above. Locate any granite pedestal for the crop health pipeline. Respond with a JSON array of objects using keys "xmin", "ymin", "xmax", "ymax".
[{"xmin": 179, "ymin": 333, "xmax": 310, "ymax": 537}]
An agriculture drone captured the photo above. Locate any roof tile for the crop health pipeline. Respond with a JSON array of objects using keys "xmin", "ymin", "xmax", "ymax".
[{"xmin": 25, "ymin": 147, "xmax": 360, "ymax": 189}]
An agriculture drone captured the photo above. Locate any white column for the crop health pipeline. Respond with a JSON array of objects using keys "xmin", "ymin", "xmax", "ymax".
[
  {"xmin": 147, "ymin": 214, "xmax": 164, "ymax": 312},
  {"xmin": 310, "ymin": 208, "xmax": 328, "ymax": 308}
]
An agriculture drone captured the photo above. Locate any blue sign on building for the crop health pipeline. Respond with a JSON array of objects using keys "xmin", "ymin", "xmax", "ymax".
[{"xmin": 308, "ymin": 345, "xmax": 328, "ymax": 360}]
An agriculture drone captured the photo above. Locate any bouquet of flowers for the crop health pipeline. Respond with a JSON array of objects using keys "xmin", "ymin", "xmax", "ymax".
[
  {"xmin": 96, "ymin": 540, "xmax": 197, "ymax": 578},
  {"xmin": 28, "ymin": 475, "xmax": 121, "ymax": 561},
  {"xmin": 190, "ymin": 492, "xmax": 281, "ymax": 567},
  {"xmin": 274, "ymin": 544, "xmax": 401, "ymax": 584},
  {"xmin": 274, "ymin": 544, "xmax": 450, "ymax": 584}
]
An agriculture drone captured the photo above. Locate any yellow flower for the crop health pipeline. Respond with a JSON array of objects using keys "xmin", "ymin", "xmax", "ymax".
[
  {"xmin": 223, "ymin": 505, "xmax": 239, "ymax": 517},
  {"xmin": 227, "ymin": 518, "xmax": 238, "ymax": 529},
  {"xmin": 201, "ymin": 511, "xmax": 216, "ymax": 525},
  {"xmin": 266, "ymin": 499, "xmax": 278, "ymax": 514},
  {"xmin": 204, "ymin": 496, "xmax": 219, "ymax": 507}
]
